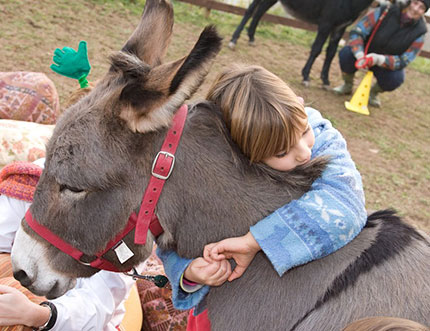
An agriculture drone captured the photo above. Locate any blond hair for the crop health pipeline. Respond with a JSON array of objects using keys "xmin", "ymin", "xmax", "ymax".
[
  {"xmin": 343, "ymin": 316, "xmax": 430, "ymax": 331},
  {"xmin": 206, "ymin": 64, "xmax": 307, "ymax": 163}
]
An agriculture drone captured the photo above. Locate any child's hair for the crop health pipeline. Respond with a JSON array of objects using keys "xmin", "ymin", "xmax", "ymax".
[
  {"xmin": 206, "ymin": 64, "xmax": 307, "ymax": 163},
  {"xmin": 342, "ymin": 316, "xmax": 430, "ymax": 331}
]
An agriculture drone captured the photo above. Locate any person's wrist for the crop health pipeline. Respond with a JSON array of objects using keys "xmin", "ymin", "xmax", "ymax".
[
  {"xmin": 26, "ymin": 303, "xmax": 50, "ymax": 328},
  {"xmin": 32, "ymin": 301, "xmax": 57, "ymax": 331},
  {"xmin": 184, "ymin": 265, "xmax": 199, "ymax": 284},
  {"xmin": 244, "ymin": 231, "xmax": 261, "ymax": 253}
]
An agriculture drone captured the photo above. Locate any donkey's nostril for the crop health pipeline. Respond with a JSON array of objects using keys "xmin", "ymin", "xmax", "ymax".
[{"xmin": 13, "ymin": 269, "xmax": 32, "ymax": 287}]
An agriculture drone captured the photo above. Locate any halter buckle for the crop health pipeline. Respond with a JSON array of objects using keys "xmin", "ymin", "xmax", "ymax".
[{"xmin": 151, "ymin": 151, "xmax": 175, "ymax": 180}]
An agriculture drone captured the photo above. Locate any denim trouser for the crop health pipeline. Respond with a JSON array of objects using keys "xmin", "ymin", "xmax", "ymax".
[{"xmin": 338, "ymin": 46, "xmax": 405, "ymax": 92}]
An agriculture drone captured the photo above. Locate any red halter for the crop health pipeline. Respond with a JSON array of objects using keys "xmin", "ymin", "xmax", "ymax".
[{"xmin": 25, "ymin": 104, "xmax": 188, "ymax": 272}]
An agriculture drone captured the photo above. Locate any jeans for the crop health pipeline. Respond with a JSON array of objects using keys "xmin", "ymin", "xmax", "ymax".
[{"xmin": 338, "ymin": 46, "xmax": 404, "ymax": 92}]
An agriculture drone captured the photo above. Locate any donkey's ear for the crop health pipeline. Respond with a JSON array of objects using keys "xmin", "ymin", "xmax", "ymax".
[
  {"xmin": 118, "ymin": 25, "xmax": 222, "ymax": 133},
  {"xmin": 121, "ymin": 0, "xmax": 174, "ymax": 66},
  {"xmin": 168, "ymin": 25, "xmax": 222, "ymax": 98}
]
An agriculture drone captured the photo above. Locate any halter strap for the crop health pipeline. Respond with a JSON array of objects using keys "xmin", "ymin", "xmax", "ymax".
[{"xmin": 134, "ymin": 104, "xmax": 188, "ymax": 245}]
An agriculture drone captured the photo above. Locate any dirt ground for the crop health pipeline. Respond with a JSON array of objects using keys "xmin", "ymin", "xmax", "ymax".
[{"xmin": 1, "ymin": 0, "xmax": 429, "ymax": 231}]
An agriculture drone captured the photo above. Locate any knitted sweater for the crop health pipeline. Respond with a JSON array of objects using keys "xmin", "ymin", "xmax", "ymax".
[{"xmin": 157, "ymin": 107, "xmax": 367, "ymax": 311}]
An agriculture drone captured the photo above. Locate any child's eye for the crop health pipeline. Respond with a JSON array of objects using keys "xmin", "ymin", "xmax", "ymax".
[
  {"xmin": 303, "ymin": 125, "xmax": 310, "ymax": 136},
  {"xmin": 275, "ymin": 152, "xmax": 287, "ymax": 158}
]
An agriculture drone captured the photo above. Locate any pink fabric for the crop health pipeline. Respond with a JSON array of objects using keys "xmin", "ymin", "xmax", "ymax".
[
  {"xmin": 0, "ymin": 161, "xmax": 42, "ymax": 202},
  {"xmin": 187, "ymin": 309, "xmax": 211, "ymax": 331}
]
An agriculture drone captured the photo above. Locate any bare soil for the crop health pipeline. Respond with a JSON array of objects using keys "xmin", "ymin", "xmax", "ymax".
[{"xmin": 1, "ymin": 0, "xmax": 429, "ymax": 231}]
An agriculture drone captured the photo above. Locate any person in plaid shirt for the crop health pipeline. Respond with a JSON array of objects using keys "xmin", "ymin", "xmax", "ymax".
[{"xmin": 334, "ymin": 0, "xmax": 428, "ymax": 107}]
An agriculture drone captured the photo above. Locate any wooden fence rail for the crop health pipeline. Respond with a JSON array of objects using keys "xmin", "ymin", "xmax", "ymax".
[{"xmin": 177, "ymin": 0, "xmax": 430, "ymax": 59}]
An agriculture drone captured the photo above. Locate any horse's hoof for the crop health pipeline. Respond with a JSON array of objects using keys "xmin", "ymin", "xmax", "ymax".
[
  {"xmin": 302, "ymin": 80, "xmax": 310, "ymax": 88},
  {"xmin": 228, "ymin": 41, "xmax": 236, "ymax": 50},
  {"xmin": 321, "ymin": 84, "xmax": 331, "ymax": 91}
]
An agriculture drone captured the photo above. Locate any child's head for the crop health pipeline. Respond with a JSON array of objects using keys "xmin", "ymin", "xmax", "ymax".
[
  {"xmin": 206, "ymin": 64, "xmax": 314, "ymax": 171},
  {"xmin": 342, "ymin": 316, "xmax": 430, "ymax": 331}
]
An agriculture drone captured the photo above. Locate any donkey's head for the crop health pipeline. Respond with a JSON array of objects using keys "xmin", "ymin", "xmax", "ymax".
[{"xmin": 11, "ymin": 0, "xmax": 222, "ymax": 298}]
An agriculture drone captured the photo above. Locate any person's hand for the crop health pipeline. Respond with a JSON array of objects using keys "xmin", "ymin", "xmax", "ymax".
[
  {"xmin": 0, "ymin": 285, "xmax": 50, "ymax": 327},
  {"xmin": 50, "ymin": 40, "xmax": 91, "ymax": 87},
  {"xmin": 184, "ymin": 257, "xmax": 231, "ymax": 286},
  {"xmin": 365, "ymin": 53, "xmax": 385, "ymax": 67},
  {"xmin": 204, "ymin": 232, "xmax": 261, "ymax": 282}
]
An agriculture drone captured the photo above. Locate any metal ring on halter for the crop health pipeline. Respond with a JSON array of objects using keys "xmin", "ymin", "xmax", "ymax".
[{"xmin": 78, "ymin": 254, "xmax": 98, "ymax": 266}]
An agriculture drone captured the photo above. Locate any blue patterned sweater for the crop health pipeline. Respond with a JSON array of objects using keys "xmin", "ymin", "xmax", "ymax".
[{"xmin": 157, "ymin": 107, "xmax": 367, "ymax": 311}]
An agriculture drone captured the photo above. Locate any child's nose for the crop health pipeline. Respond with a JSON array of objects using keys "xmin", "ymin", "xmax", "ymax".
[{"xmin": 296, "ymin": 144, "xmax": 312, "ymax": 162}]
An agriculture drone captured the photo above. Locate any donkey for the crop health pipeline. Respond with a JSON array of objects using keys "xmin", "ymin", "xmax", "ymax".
[
  {"xmin": 229, "ymin": 0, "xmax": 379, "ymax": 87},
  {"xmin": 11, "ymin": 0, "xmax": 430, "ymax": 330}
]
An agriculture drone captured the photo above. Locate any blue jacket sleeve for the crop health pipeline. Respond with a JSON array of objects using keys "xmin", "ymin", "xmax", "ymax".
[
  {"xmin": 156, "ymin": 247, "xmax": 209, "ymax": 310},
  {"xmin": 250, "ymin": 107, "xmax": 367, "ymax": 276}
]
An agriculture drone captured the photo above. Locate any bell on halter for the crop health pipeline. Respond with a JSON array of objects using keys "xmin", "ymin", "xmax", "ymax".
[{"xmin": 345, "ymin": 70, "xmax": 373, "ymax": 116}]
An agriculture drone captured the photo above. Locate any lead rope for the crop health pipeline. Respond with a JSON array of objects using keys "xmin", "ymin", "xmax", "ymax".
[{"xmin": 123, "ymin": 267, "xmax": 170, "ymax": 288}]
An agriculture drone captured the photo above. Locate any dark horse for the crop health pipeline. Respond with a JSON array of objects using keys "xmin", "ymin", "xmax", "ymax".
[
  {"xmin": 11, "ymin": 0, "xmax": 430, "ymax": 330},
  {"xmin": 229, "ymin": 0, "xmax": 378, "ymax": 87}
]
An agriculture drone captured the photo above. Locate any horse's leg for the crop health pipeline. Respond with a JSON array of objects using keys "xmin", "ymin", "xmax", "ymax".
[
  {"xmin": 247, "ymin": 0, "xmax": 278, "ymax": 44},
  {"xmin": 320, "ymin": 26, "xmax": 346, "ymax": 88},
  {"xmin": 229, "ymin": 0, "xmax": 264, "ymax": 49},
  {"xmin": 301, "ymin": 24, "xmax": 332, "ymax": 86}
]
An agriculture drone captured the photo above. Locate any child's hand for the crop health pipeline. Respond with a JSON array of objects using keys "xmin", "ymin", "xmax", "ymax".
[
  {"xmin": 0, "ymin": 285, "xmax": 49, "ymax": 327},
  {"xmin": 184, "ymin": 257, "xmax": 231, "ymax": 286},
  {"xmin": 204, "ymin": 231, "xmax": 261, "ymax": 282}
]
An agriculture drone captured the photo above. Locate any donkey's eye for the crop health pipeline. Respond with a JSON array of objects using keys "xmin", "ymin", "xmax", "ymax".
[{"xmin": 59, "ymin": 184, "xmax": 84, "ymax": 193}]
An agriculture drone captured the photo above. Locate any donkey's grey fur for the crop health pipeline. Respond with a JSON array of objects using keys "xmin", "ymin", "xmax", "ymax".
[{"xmin": 14, "ymin": 0, "xmax": 430, "ymax": 329}]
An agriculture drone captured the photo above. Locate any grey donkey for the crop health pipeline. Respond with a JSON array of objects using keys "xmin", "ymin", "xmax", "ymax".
[{"xmin": 11, "ymin": 0, "xmax": 430, "ymax": 330}]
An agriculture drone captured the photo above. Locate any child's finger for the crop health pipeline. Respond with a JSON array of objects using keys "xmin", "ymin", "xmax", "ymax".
[
  {"xmin": 209, "ymin": 245, "xmax": 226, "ymax": 261},
  {"xmin": 228, "ymin": 265, "xmax": 246, "ymax": 282},
  {"xmin": 203, "ymin": 243, "xmax": 216, "ymax": 261}
]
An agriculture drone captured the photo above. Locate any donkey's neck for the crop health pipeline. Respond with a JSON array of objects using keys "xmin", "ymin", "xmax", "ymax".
[{"xmin": 154, "ymin": 102, "xmax": 325, "ymax": 258}]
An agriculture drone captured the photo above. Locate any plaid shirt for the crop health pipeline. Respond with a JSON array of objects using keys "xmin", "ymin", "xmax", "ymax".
[{"xmin": 348, "ymin": 6, "xmax": 425, "ymax": 70}]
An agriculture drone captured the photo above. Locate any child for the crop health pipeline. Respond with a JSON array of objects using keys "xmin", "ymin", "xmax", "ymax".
[{"xmin": 157, "ymin": 64, "xmax": 367, "ymax": 329}]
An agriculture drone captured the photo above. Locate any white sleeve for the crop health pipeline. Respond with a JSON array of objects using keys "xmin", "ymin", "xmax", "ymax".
[
  {"xmin": 0, "ymin": 191, "xmax": 141, "ymax": 331},
  {"xmin": 0, "ymin": 194, "xmax": 31, "ymax": 253},
  {"xmin": 50, "ymin": 271, "xmax": 137, "ymax": 331}
]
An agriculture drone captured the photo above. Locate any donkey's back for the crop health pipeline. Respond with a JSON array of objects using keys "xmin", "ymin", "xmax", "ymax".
[{"xmin": 207, "ymin": 210, "xmax": 430, "ymax": 330}]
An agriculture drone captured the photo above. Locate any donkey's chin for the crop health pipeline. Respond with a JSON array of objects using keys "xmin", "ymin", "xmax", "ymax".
[
  {"xmin": 11, "ymin": 225, "xmax": 77, "ymax": 298},
  {"xmin": 28, "ymin": 276, "xmax": 77, "ymax": 299}
]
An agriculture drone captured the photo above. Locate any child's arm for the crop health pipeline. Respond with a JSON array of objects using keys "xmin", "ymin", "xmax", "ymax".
[
  {"xmin": 208, "ymin": 107, "xmax": 367, "ymax": 277},
  {"xmin": 156, "ymin": 248, "xmax": 231, "ymax": 310},
  {"xmin": 159, "ymin": 107, "xmax": 366, "ymax": 306}
]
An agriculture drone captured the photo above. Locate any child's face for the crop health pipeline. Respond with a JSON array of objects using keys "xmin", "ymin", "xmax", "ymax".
[{"xmin": 263, "ymin": 118, "xmax": 315, "ymax": 172}]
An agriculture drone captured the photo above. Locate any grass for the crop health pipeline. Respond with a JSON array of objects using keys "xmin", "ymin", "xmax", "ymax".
[{"xmin": 1, "ymin": 0, "xmax": 429, "ymax": 232}]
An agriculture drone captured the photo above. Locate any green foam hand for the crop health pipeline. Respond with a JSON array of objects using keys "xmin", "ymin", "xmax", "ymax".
[{"xmin": 50, "ymin": 40, "xmax": 91, "ymax": 88}]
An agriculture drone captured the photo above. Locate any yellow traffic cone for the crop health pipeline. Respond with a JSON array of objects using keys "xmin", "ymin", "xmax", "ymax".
[{"xmin": 344, "ymin": 71, "xmax": 373, "ymax": 116}]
